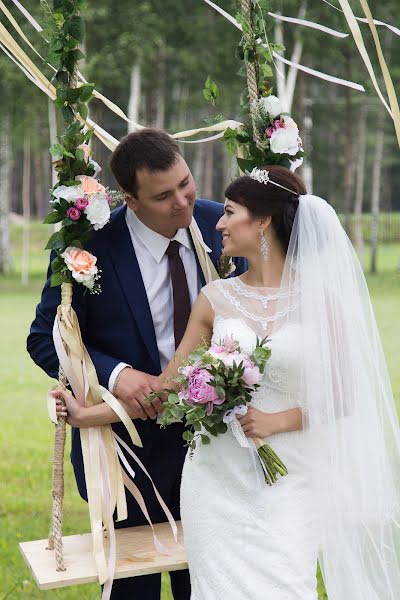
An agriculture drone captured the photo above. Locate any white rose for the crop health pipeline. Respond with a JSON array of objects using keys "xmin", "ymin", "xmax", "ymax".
[
  {"xmin": 260, "ymin": 95, "xmax": 282, "ymax": 118},
  {"xmin": 51, "ymin": 185, "xmax": 82, "ymax": 203},
  {"xmin": 84, "ymin": 193, "xmax": 111, "ymax": 230},
  {"xmin": 89, "ymin": 160, "xmax": 102, "ymax": 177},
  {"xmin": 270, "ymin": 127, "xmax": 300, "ymax": 156}
]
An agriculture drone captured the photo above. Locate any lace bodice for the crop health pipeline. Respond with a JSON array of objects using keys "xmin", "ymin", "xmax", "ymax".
[{"xmin": 201, "ymin": 278, "xmax": 304, "ymax": 407}]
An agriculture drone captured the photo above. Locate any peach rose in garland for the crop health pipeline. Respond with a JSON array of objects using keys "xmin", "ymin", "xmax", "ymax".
[
  {"xmin": 76, "ymin": 175, "xmax": 106, "ymax": 196},
  {"xmin": 77, "ymin": 144, "xmax": 91, "ymax": 163},
  {"xmin": 61, "ymin": 246, "xmax": 98, "ymax": 289}
]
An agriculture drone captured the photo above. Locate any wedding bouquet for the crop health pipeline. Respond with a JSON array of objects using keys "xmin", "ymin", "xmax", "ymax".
[{"xmin": 154, "ymin": 336, "xmax": 288, "ymax": 485}]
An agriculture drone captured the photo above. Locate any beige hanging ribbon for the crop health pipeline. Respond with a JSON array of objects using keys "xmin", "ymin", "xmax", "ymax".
[
  {"xmin": 189, "ymin": 218, "xmax": 220, "ymax": 284},
  {"xmin": 335, "ymin": 0, "xmax": 392, "ymax": 117},
  {"xmin": 358, "ymin": 0, "xmax": 400, "ymax": 147}
]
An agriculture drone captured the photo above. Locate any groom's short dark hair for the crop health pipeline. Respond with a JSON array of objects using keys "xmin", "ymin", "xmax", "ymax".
[{"xmin": 110, "ymin": 128, "xmax": 181, "ymax": 197}]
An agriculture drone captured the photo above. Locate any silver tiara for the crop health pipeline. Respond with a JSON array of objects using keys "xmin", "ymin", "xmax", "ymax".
[{"xmin": 249, "ymin": 167, "xmax": 298, "ymax": 196}]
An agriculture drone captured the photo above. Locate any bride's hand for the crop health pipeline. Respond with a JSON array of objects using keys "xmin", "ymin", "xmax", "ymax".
[
  {"xmin": 49, "ymin": 388, "xmax": 84, "ymax": 427},
  {"xmin": 237, "ymin": 407, "xmax": 277, "ymax": 439}
]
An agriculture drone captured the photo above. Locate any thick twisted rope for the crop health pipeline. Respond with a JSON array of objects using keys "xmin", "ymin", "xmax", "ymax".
[
  {"xmin": 240, "ymin": 0, "xmax": 262, "ymax": 146},
  {"xmin": 47, "ymin": 283, "xmax": 72, "ymax": 571}
]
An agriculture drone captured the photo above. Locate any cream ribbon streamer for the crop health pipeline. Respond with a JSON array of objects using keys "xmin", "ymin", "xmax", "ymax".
[
  {"xmin": 358, "ymin": 0, "xmax": 400, "ymax": 147},
  {"xmin": 202, "ymin": 0, "xmax": 365, "ymax": 92},
  {"xmin": 51, "ymin": 292, "xmax": 180, "ymax": 593},
  {"xmin": 267, "ymin": 11, "xmax": 349, "ymax": 38},
  {"xmin": 321, "ymin": 0, "xmax": 400, "ymax": 38}
]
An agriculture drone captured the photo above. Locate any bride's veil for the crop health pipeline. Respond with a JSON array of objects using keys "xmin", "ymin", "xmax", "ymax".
[{"xmin": 272, "ymin": 194, "xmax": 400, "ymax": 599}]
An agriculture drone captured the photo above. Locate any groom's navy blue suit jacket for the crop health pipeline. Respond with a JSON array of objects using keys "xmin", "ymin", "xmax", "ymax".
[{"xmin": 28, "ymin": 200, "xmax": 246, "ymax": 504}]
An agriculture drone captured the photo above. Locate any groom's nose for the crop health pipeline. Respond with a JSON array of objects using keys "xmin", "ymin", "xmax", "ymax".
[{"xmin": 174, "ymin": 191, "xmax": 189, "ymax": 210}]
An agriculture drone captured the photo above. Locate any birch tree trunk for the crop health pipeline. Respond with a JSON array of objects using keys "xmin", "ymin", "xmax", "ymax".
[
  {"xmin": 343, "ymin": 51, "xmax": 354, "ymax": 236},
  {"xmin": 128, "ymin": 62, "xmax": 141, "ymax": 132},
  {"xmin": 370, "ymin": 113, "xmax": 385, "ymax": 274},
  {"xmin": 193, "ymin": 143, "xmax": 206, "ymax": 199},
  {"xmin": 354, "ymin": 105, "xmax": 368, "ymax": 258},
  {"xmin": 274, "ymin": 2, "xmax": 306, "ymax": 113},
  {"xmin": 203, "ymin": 143, "xmax": 214, "ymax": 200},
  {"xmin": 21, "ymin": 137, "xmax": 31, "ymax": 286},
  {"xmin": 0, "ymin": 115, "xmax": 12, "ymax": 274},
  {"xmin": 155, "ymin": 44, "xmax": 166, "ymax": 129}
]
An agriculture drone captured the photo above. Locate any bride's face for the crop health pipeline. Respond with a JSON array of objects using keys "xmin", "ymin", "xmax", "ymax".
[{"xmin": 216, "ymin": 200, "xmax": 262, "ymax": 258}]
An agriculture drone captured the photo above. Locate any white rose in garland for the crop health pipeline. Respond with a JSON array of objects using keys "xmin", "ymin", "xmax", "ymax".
[
  {"xmin": 51, "ymin": 185, "xmax": 82, "ymax": 203},
  {"xmin": 84, "ymin": 193, "xmax": 111, "ymax": 230},
  {"xmin": 269, "ymin": 126, "xmax": 301, "ymax": 156},
  {"xmin": 260, "ymin": 95, "xmax": 282, "ymax": 118}
]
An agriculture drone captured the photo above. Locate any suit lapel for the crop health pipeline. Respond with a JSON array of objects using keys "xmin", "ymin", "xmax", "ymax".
[{"xmin": 108, "ymin": 206, "xmax": 160, "ymax": 371}]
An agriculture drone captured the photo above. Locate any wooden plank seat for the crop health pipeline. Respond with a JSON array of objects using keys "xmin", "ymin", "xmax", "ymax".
[{"xmin": 19, "ymin": 521, "xmax": 187, "ymax": 590}]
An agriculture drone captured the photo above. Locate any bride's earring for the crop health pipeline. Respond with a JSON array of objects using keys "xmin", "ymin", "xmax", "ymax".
[{"xmin": 260, "ymin": 230, "xmax": 269, "ymax": 262}]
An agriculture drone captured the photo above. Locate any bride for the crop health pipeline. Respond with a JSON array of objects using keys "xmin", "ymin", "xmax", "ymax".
[{"xmin": 54, "ymin": 165, "xmax": 400, "ymax": 599}]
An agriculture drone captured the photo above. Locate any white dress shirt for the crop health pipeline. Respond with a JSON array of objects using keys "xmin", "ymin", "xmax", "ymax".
[{"xmin": 108, "ymin": 207, "xmax": 201, "ymax": 391}]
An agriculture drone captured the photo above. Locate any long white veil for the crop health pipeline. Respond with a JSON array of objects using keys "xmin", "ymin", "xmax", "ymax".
[{"xmin": 273, "ymin": 194, "xmax": 400, "ymax": 599}]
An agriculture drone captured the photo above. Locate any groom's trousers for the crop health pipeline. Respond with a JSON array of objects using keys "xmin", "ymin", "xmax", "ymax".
[{"xmin": 99, "ymin": 426, "xmax": 191, "ymax": 600}]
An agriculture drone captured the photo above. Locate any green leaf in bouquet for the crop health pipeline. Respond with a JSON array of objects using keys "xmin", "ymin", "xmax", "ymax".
[
  {"xmin": 200, "ymin": 435, "xmax": 210, "ymax": 445},
  {"xmin": 167, "ymin": 392, "xmax": 180, "ymax": 404},
  {"xmin": 182, "ymin": 430, "xmax": 194, "ymax": 442},
  {"xmin": 214, "ymin": 421, "xmax": 228, "ymax": 434},
  {"xmin": 43, "ymin": 211, "xmax": 64, "ymax": 225},
  {"xmin": 170, "ymin": 405, "xmax": 184, "ymax": 421},
  {"xmin": 216, "ymin": 386, "xmax": 225, "ymax": 398},
  {"xmin": 203, "ymin": 423, "xmax": 218, "ymax": 436}
]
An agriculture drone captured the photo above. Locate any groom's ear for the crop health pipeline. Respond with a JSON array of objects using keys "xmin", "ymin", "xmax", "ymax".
[{"xmin": 124, "ymin": 192, "xmax": 138, "ymax": 210}]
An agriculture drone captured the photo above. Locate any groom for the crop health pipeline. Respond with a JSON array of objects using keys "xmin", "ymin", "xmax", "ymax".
[{"xmin": 27, "ymin": 128, "xmax": 245, "ymax": 600}]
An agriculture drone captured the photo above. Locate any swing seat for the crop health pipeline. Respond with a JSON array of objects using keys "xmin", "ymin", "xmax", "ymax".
[{"xmin": 19, "ymin": 521, "xmax": 187, "ymax": 590}]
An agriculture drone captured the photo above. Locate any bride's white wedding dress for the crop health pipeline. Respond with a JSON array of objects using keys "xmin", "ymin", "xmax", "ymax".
[{"xmin": 180, "ymin": 277, "xmax": 320, "ymax": 600}]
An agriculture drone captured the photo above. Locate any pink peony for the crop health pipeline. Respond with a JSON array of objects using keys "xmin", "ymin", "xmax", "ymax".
[
  {"xmin": 74, "ymin": 197, "xmax": 89, "ymax": 211},
  {"xmin": 188, "ymin": 368, "xmax": 225, "ymax": 416},
  {"xmin": 66, "ymin": 207, "xmax": 81, "ymax": 221}
]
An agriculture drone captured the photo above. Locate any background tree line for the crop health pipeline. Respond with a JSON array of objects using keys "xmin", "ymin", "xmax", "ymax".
[{"xmin": 0, "ymin": 0, "xmax": 399, "ymax": 274}]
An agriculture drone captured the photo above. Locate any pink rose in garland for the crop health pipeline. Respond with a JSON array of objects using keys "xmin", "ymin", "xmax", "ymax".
[{"xmin": 66, "ymin": 207, "xmax": 81, "ymax": 221}]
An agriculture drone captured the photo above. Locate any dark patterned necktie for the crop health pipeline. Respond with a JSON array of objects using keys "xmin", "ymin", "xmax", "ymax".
[{"xmin": 165, "ymin": 240, "xmax": 191, "ymax": 348}]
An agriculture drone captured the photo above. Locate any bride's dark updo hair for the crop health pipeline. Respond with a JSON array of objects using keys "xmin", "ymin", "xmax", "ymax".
[{"xmin": 225, "ymin": 165, "xmax": 307, "ymax": 253}]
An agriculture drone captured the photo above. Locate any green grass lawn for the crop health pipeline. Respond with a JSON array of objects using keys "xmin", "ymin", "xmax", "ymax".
[{"xmin": 0, "ymin": 224, "xmax": 399, "ymax": 599}]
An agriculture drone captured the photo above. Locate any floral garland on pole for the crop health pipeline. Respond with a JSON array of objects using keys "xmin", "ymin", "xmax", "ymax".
[
  {"xmin": 204, "ymin": 0, "xmax": 304, "ymax": 174},
  {"xmin": 42, "ymin": 0, "xmax": 121, "ymax": 293},
  {"xmin": 41, "ymin": 0, "xmax": 122, "ymax": 576}
]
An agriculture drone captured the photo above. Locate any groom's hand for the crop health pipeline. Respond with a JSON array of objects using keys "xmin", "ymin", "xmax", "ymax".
[{"xmin": 114, "ymin": 368, "xmax": 162, "ymax": 420}]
